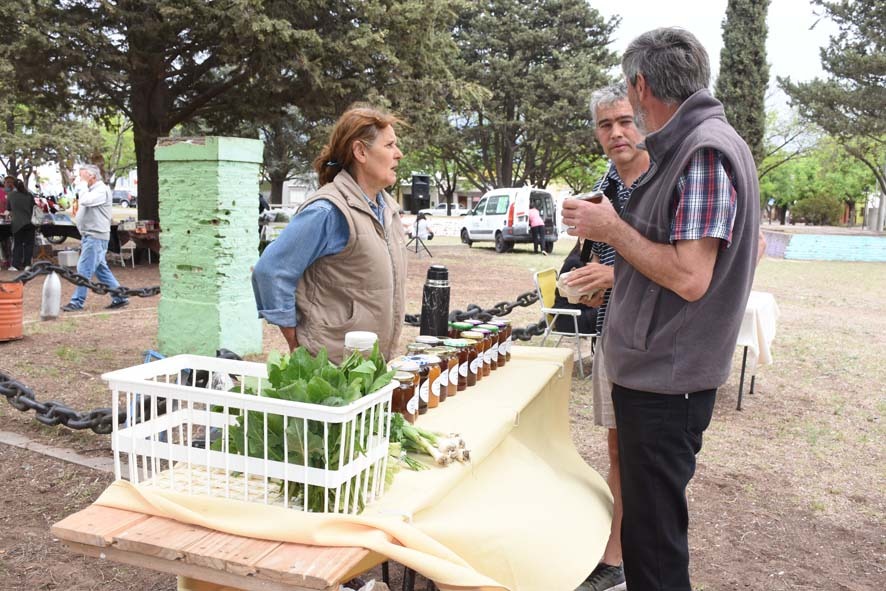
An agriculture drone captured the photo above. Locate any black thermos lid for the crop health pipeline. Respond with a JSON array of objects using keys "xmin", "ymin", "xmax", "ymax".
[{"xmin": 426, "ymin": 264, "xmax": 448, "ymax": 282}]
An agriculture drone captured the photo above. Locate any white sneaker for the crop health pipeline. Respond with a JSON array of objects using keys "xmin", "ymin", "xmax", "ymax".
[{"xmin": 8, "ymin": 266, "xmax": 18, "ymax": 271}]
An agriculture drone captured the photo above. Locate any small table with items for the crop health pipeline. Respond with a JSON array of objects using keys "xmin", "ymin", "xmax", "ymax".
[{"xmin": 52, "ymin": 347, "xmax": 611, "ymax": 591}]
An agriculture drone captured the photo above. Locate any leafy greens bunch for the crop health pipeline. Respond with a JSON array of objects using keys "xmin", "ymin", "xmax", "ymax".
[{"xmin": 211, "ymin": 343, "xmax": 395, "ymax": 513}]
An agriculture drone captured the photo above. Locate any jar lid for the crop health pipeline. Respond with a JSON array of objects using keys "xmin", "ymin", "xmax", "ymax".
[
  {"xmin": 406, "ymin": 343, "xmax": 430, "ymax": 353},
  {"xmin": 344, "ymin": 331, "xmax": 378, "ymax": 350},
  {"xmin": 415, "ymin": 335, "xmax": 441, "ymax": 345},
  {"xmin": 490, "ymin": 318, "xmax": 510, "ymax": 326},
  {"xmin": 390, "ymin": 359, "xmax": 420, "ymax": 372},
  {"xmin": 450, "ymin": 322, "xmax": 473, "ymax": 330},
  {"xmin": 464, "ymin": 319, "xmax": 484, "ymax": 326},
  {"xmin": 460, "ymin": 331, "xmax": 483, "ymax": 339},
  {"xmin": 394, "ymin": 371, "xmax": 416, "ymax": 383},
  {"xmin": 477, "ymin": 324, "xmax": 499, "ymax": 332},
  {"xmin": 442, "ymin": 338, "xmax": 471, "ymax": 348},
  {"xmin": 407, "ymin": 354, "xmax": 442, "ymax": 365},
  {"xmin": 473, "ymin": 327, "xmax": 492, "ymax": 335},
  {"xmin": 427, "ymin": 346, "xmax": 456, "ymax": 356}
]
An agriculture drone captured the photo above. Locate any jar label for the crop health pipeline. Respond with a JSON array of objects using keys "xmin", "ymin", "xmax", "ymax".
[
  {"xmin": 470, "ymin": 356, "xmax": 482, "ymax": 374},
  {"xmin": 506, "ymin": 337, "xmax": 512, "ymax": 354},
  {"xmin": 432, "ymin": 374, "xmax": 444, "ymax": 396},
  {"xmin": 407, "ymin": 395, "xmax": 419, "ymax": 415},
  {"xmin": 484, "ymin": 348, "xmax": 492, "ymax": 364},
  {"xmin": 459, "ymin": 362, "xmax": 469, "ymax": 377},
  {"xmin": 490, "ymin": 342, "xmax": 499, "ymax": 358},
  {"xmin": 419, "ymin": 381, "xmax": 430, "ymax": 402},
  {"xmin": 449, "ymin": 365, "xmax": 459, "ymax": 384}
]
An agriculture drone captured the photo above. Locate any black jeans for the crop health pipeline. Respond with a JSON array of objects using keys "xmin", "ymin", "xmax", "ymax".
[
  {"xmin": 612, "ymin": 383, "xmax": 716, "ymax": 591},
  {"xmin": 530, "ymin": 225, "xmax": 545, "ymax": 252},
  {"xmin": 12, "ymin": 225, "xmax": 36, "ymax": 269}
]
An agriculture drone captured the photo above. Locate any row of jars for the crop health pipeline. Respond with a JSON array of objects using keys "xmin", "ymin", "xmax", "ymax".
[{"xmin": 388, "ymin": 318, "xmax": 513, "ymax": 424}]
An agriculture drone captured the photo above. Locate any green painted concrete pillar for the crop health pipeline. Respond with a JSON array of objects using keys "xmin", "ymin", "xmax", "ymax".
[{"xmin": 155, "ymin": 136, "xmax": 264, "ymax": 356}]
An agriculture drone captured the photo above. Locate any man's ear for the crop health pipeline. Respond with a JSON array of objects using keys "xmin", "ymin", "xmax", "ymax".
[
  {"xmin": 634, "ymin": 73, "xmax": 648, "ymax": 101},
  {"xmin": 352, "ymin": 139, "xmax": 367, "ymax": 164}
]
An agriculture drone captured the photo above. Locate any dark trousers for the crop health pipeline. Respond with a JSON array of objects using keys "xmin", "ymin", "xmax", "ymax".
[
  {"xmin": 530, "ymin": 225, "xmax": 545, "ymax": 252},
  {"xmin": 12, "ymin": 225, "xmax": 36, "ymax": 269},
  {"xmin": 612, "ymin": 383, "xmax": 716, "ymax": 591}
]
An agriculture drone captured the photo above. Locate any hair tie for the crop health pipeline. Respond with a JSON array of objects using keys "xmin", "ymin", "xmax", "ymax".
[{"xmin": 325, "ymin": 160, "xmax": 340, "ymax": 168}]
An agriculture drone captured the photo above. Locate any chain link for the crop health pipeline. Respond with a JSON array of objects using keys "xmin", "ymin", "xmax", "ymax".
[
  {"xmin": 404, "ymin": 290, "xmax": 547, "ymax": 341},
  {"xmin": 13, "ymin": 261, "xmax": 160, "ymax": 298},
  {"xmin": 0, "ymin": 369, "xmax": 168, "ymax": 435}
]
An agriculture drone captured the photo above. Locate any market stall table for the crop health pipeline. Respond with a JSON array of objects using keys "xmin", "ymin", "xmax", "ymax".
[
  {"xmin": 735, "ymin": 291, "xmax": 780, "ymax": 410},
  {"xmin": 52, "ymin": 347, "xmax": 611, "ymax": 591}
]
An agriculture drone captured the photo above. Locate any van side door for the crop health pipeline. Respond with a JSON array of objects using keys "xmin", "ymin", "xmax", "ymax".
[{"xmin": 467, "ymin": 196, "xmax": 488, "ymax": 238}]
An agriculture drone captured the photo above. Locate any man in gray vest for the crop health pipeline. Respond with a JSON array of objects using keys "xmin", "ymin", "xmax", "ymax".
[
  {"xmin": 563, "ymin": 28, "xmax": 760, "ymax": 591},
  {"xmin": 62, "ymin": 164, "xmax": 129, "ymax": 311}
]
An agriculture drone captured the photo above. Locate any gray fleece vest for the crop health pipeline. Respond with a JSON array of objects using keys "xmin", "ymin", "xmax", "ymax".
[{"xmin": 604, "ymin": 89, "xmax": 760, "ymax": 394}]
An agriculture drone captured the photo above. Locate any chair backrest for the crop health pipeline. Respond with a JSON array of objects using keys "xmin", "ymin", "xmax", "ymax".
[{"xmin": 533, "ymin": 268, "xmax": 558, "ymax": 323}]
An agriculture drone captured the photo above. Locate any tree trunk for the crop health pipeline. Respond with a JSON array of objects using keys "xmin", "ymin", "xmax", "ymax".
[
  {"xmin": 270, "ymin": 178, "xmax": 284, "ymax": 205},
  {"xmin": 133, "ymin": 126, "xmax": 160, "ymax": 222}
]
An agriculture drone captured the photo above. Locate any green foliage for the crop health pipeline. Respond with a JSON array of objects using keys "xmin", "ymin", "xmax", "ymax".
[
  {"xmin": 791, "ymin": 194, "xmax": 842, "ymax": 225},
  {"xmin": 211, "ymin": 343, "xmax": 395, "ymax": 513},
  {"xmin": 715, "ymin": 0, "xmax": 770, "ymax": 166},
  {"xmin": 779, "ymin": 0, "xmax": 886, "ymax": 200},
  {"xmin": 443, "ymin": 0, "xmax": 618, "ymax": 190}
]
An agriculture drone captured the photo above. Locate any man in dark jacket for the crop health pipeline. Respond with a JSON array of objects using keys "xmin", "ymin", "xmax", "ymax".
[{"xmin": 563, "ymin": 28, "xmax": 760, "ymax": 591}]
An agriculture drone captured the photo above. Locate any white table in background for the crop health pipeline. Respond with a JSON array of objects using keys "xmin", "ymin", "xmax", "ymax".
[{"xmin": 735, "ymin": 291, "xmax": 779, "ymax": 410}]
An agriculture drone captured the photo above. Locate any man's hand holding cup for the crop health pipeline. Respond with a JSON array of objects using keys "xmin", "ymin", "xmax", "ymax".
[{"xmin": 561, "ymin": 191, "xmax": 619, "ymax": 243}]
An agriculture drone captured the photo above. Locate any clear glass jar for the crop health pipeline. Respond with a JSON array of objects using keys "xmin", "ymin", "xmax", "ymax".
[{"xmin": 343, "ymin": 331, "xmax": 378, "ymax": 359}]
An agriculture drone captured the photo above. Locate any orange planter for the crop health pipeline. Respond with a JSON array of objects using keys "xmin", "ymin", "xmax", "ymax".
[{"xmin": 0, "ymin": 281, "xmax": 24, "ymax": 342}]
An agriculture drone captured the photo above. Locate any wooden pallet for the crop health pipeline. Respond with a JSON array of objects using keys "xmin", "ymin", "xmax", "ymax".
[{"xmin": 52, "ymin": 504, "xmax": 369, "ymax": 591}]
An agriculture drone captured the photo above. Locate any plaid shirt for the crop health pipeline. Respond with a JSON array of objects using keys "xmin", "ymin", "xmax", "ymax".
[
  {"xmin": 590, "ymin": 163, "xmax": 643, "ymax": 335},
  {"xmin": 671, "ymin": 148, "xmax": 737, "ymax": 246}
]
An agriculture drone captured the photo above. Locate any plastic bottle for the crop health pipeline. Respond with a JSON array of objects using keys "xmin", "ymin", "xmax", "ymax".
[{"xmin": 40, "ymin": 272, "xmax": 61, "ymax": 320}]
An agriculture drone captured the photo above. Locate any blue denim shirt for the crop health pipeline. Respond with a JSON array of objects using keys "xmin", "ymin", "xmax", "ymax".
[{"xmin": 252, "ymin": 193, "xmax": 386, "ymax": 328}]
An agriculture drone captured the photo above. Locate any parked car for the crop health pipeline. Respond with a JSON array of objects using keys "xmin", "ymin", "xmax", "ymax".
[
  {"xmin": 460, "ymin": 187, "xmax": 558, "ymax": 253},
  {"xmin": 112, "ymin": 189, "xmax": 137, "ymax": 208},
  {"xmin": 418, "ymin": 202, "xmax": 469, "ymax": 216}
]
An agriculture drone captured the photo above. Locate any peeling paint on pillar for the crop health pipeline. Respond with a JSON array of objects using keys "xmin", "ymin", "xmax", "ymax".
[{"xmin": 154, "ymin": 136, "xmax": 264, "ymax": 356}]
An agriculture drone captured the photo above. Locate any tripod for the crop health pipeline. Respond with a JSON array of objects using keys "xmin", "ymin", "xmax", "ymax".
[{"xmin": 405, "ymin": 217, "xmax": 433, "ymax": 257}]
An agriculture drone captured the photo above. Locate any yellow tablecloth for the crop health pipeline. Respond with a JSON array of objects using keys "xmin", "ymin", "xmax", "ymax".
[{"xmin": 95, "ymin": 347, "xmax": 612, "ymax": 591}]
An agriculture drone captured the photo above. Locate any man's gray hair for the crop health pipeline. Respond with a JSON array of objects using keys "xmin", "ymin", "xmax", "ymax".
[
  {"xmin": 80, "ymin": 164, "xmax": 102, "ymax": 181},
  {"xmin": 590, "ymin": 82, "xmax": 628, "ymax": 125},
  {"xmin": 622, "ymin": 27, "xmax": 710, "ymax": 105}
]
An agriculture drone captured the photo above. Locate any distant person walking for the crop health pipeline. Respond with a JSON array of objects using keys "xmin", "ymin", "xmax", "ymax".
[
  {"xmin": 63, "ymin": 165, "xmax": 129, "ymax": 311},
  {"xmin": 528, "ymin": 205, "xmax": 546, "ymax": 254}
]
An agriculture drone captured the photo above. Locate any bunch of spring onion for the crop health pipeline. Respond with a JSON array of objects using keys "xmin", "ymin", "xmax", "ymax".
[{"xmin": 389, "ymin": 413, "xmax": 470, "ymax": 467}]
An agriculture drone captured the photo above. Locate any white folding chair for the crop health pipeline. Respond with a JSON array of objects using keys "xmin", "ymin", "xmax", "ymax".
[{"xmin": 533, "ymin": 268, "xmax": 597, "ymax": 377}]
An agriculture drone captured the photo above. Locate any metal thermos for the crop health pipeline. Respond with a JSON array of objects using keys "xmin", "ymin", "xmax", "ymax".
[{"xmin": 419, "ymin": 265, "xmax": 450, "ymax": 337}]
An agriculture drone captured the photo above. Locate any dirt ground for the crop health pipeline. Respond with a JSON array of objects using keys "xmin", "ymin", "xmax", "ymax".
[{"xmin": 1, "ymin": 237, "xmax": 884, "ymax": 590}]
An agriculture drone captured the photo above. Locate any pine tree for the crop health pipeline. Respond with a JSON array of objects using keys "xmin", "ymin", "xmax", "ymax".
[{"xmin": 715, "ymin": 0, "xmax": 770, "ymax": 167}]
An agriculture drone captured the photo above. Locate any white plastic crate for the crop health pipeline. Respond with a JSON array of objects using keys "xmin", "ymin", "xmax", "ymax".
[{"xmin": 102, "ymin": 354, "xmax": 395, "ymax": 514}]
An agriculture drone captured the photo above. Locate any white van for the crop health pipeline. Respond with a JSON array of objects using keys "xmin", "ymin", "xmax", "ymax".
[{"xmin": 460, "ymin": 187, "xmax": 558, "ymax": 253}]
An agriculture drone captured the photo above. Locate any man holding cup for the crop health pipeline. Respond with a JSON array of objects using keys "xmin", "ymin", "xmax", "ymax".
[{"xmin": 563, "ymin": 28, "xmax": 760, "ymax": 591}]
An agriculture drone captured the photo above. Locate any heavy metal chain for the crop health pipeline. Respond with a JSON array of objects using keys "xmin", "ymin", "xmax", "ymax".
[
  {"xmin": 404, "ymin": 290, "xmax": 547, "ymax": 341},
  {"xmin": 0, "ymin": 369, "xmax": 165, "ymax": 435},
  {"xmin": 13, "ymin": 261, "xmax": 160, "ymax": 298}
]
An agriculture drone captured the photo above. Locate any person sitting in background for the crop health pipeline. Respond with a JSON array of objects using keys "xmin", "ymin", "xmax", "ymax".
[
  {"xmin": 552, "ymin": 237, "xmax": 598, "ymax": 333},
  {"xmin": 7, "ymin": 179, "xmax": 37, "ymax": 272},
  {"xmin": 411, "ymin": 212, "xmax": 434, "ymax": 240}
]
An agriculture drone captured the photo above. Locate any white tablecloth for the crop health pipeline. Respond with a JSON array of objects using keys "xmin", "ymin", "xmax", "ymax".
[{"xmin": 736, "ymin": 291, "xmax": 779, "ymax": 373}]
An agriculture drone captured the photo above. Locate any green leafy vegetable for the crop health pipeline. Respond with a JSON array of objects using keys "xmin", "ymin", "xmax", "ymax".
[{"xmin": 210, "ymin": 342, "xmax": 395, "ymax": 513}]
